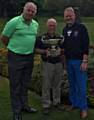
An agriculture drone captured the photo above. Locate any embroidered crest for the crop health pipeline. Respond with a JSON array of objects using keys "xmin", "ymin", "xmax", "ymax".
[
  {"xmin": 74, "ymin": 31, "xmax": 78, "ymax": 37},
  {"xmin": 67, "ymin": 30, "xmax": 72, "ymax": 36}
]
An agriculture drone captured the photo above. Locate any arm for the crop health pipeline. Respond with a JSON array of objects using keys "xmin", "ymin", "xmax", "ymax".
[
  {"xmin": 35, "ymin": 35, "xmax": 50, "ymax": 56},
  {"xmin": 80, "ymin": 25, "xmax": 89, "ymax": 71},
  {"xmin": 35, "ymin": 48, "xmax": 50, "ymax": 57},
  {"xmin": 0, "ymin": 35, "xmax": 9, "ymax": 46},
  {"xmin": 80, "ymin": 54, "xmax": 88, "ymax": 71},
  {"xmin": 0, "ymin": 17, "xmax": 18, "ymax": 46},
  {"xmin": 35, "ymin": 48, "xmax": 47, "ymax": 54},
  {"xmin": 60, "ymin": 48, "xmax": 64, "ymax": 55},
  {"xmin": 82, "ymin": 54, "xmax": 88, "ymax": 62}
]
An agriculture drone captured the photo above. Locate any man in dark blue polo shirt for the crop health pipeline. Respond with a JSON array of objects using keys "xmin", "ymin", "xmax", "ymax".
[{"xmin": 63, "ymin": 7, "xmax": 89, "ymax": 118}]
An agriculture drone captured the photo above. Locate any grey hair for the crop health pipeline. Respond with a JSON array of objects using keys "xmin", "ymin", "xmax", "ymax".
[
  {"xmin": 47, "ymin": 18, "xmax": 57, "ymax": 26},
  {"xmin": 24, "ymin": 2, "xmax": 37, "ymax": 14},
  {"xmin": 64, "ymin": 7, "xmax": 74, "ymax": 13}
]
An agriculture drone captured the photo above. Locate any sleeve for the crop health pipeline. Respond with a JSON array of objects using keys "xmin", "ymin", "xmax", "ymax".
[
  {"xmin": 35, "ymin": 36, "xmax": 42, "ymax": 49},
  {"xmin": 2, "ymin": 19, "xmax": 17, "ymax": 37},
  {"xmin": 59, "ymin": 35, "xmax": 64, "ymax": 49},
  {"xmin": 60, "ymin": 42, "xmax": 64, "ymax": 49},
  {"xmin": 81, "ymin": 25, "xmax": 89, "ymax": 55}
]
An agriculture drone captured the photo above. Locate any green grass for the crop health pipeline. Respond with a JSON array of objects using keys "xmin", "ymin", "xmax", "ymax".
[{"xmin": 0, "ymin": 76, "xmax": 94, "ymax": 120}]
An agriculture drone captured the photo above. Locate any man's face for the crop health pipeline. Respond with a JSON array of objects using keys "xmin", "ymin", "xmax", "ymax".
[
  {"xmin": 47, "ymin": 21, "xmax": 56, "ymax": 34},
  {"xmin": 64, "ymin": 10, "xmax": 75, "ymax": 25},
  {"xmin": 23, "ymin": 5, "xmax": 37, "ymax": 21}
]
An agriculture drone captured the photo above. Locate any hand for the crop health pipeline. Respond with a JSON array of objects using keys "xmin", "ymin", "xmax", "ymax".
[
  {"xmin": 80, "ymin": 62, "xmax": 88, "ymax": 71},
  {"xmin": 56, "ymin": 47, "xmax": 61, "ymax": 55},
  {"xmin": 45, "ymin": 49, "xmax": 51, "ymax": 57},
  {"xmin": 50, "ymin": 47, "xmax": 61, "ymax": 57}
]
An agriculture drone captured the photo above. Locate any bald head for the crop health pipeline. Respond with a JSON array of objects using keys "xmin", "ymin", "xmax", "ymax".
[
  {"xmin": 24, "ymin": 2, "xmax": 37, "ymax": 15},
  {"xmin": 46, "ymin": 18, "xmax": 57, "ymax": 35},
  {"xmin": 23, "ymin": 2, "xmax": 37, "ymax": 21},
  {"xmin": 47, "ymin": 18, "xmax": 57, "ymax": 26}
]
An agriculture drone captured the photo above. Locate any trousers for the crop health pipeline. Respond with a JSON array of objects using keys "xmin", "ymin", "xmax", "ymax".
[
  {"xmin": 8, "ymin": 50, "xmax": 34, "ymax": 113},
  {"xmin": 42, "ymin": 62, "xmax": 63, "ymax": 108},
  {"xmin": 66, "ymin": 60, "xmax": 87, "ymax": 110}
]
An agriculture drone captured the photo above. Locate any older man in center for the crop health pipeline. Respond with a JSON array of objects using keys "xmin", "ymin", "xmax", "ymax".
[{"xmin": 36, "ymin": 18, "xmax": 64, "ymax": 114}]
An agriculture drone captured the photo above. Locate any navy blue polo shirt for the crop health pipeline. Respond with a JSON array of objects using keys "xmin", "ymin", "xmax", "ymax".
[
  {"xmin": 36, "ymin": 33, "xmax": 64, "ymax": 63},
  {"xmin": 63, "ymin": 22, "xmax": 89, "ymax": 60}
]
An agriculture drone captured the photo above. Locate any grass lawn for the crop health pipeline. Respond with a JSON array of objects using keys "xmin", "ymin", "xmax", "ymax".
[{"xmin": 0, "ymin": 76, "xmax": 94, "ymax": 120}]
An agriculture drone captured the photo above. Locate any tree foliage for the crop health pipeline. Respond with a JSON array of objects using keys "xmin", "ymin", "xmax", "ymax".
[{"xmin": 0, "ymin": 0, "xmax": 94, "ymax": 17}]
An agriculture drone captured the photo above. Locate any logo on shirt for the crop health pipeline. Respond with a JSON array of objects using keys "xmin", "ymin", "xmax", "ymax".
[
  {"xmin": 67, "ymin": 30, "xmax": 72, "ymax": 36},
  {"xmin": 74, "ymin": 31, "xmax": 78, "ymax": 37}
]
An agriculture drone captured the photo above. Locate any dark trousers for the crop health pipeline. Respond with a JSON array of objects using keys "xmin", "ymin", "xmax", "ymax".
[{"xmin": 8, "ymin": 50, "xmax": 34, "ymax": 114}]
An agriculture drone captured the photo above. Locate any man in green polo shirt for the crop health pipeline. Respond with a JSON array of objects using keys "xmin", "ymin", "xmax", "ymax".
[{"xmin": 0, "ymin": 2, "xmax": 38, "ymax": 120}]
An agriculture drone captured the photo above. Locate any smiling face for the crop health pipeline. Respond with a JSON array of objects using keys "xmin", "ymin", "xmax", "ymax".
[
  {"xmin": 64, "ymin": 7, "xmax": 75, "ymax": 25},
  {"xmin": 47, "ymin": 18, "xmax": 57, "ymax": 35},
  {"xmin": 23, "ymin": 2, "xmax": 37, "ymax": 21}
]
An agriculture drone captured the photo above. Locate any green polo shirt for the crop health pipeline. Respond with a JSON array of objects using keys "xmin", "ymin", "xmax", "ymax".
[{"xmin": 2, "ymin": 15, "xmax": 38, "ymax": 54}]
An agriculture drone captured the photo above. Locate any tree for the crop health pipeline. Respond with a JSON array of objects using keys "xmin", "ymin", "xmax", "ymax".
[{"xmin": 0, "ymin": 0, "xmax": 94, "ymax": 17}]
